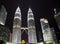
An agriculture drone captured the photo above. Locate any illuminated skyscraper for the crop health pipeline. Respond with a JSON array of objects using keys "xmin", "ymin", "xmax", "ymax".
[
  {"xmin": 0, "ymin": 5, "xmax": 7, "ymax": 25},
  {"xmin": 12, "ymin": 6, "xmax": 21, "ymax": 43},
  {"xmin": 40, "ymin": 18, "xmax": 54, "ymax": 44},
  {"xmin": 27, "ymin": 8, "xmax": 37, "ymax": 43}
]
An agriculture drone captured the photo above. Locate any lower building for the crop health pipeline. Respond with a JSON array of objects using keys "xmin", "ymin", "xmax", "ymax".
[{"xmin": 0, "ymin": 24, "xmax": 10, "ymax": 41}]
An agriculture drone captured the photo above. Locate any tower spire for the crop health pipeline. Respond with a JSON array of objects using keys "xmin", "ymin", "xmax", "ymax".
[
  {"xmin": 27, "ymin": 8, "xmax": 34, "ymax": 21},
  {"xmin": 15, "ymin": 6, "xmax": 21, "ymax": 14}
]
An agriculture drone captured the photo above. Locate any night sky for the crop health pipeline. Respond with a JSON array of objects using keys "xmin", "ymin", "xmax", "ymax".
[{"xmin": 0, "ymin": 0, "xmax": 60, "ymax": 42}]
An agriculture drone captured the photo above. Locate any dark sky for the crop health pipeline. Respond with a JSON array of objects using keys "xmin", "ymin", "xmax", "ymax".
[{"xmin": 0, "ymin": 0, "xmax": 60, "ymax": 42}]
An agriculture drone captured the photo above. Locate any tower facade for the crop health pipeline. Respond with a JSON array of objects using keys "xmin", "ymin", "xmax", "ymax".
[
  {"xmin": 27, "ymin": 8, "xmax": 37, "ymax": 43},
  {"xmin": 12, "ymin": 6, "xmax": 21, "ymax": 43},
  {"xmin": 0, "ymin": 5, "xmax": 7, "ymax": 25},
  {"xmin": 12, "ymin": 7, "xmax": 37, "ymax": 43},
  {"xmin": 40, "ymin": 18, "xmax": 54, "ymax": 44},
  {"xmin": 54, "ymin": 12, "xmax": 60, "ymax": 30}
]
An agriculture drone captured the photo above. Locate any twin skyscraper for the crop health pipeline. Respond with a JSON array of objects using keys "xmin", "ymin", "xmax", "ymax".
[{"xmin": 12, "ymin": 6, "xmax": 37, "ymax": 43}]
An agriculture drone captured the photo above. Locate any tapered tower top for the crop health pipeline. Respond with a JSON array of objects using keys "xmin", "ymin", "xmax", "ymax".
[
  {"xmin": 14, "ymin": 6, "xmax": 21, "ymax": 20},
  {"xmin": 15, "ymin": 6, "xmax": 21, "ymax": 14},
  {"xmin": 28, "ymin": 8, "xmax": 32, "ymax": 13},
  {"xmin": 27, "ymin": 8, "xmax": 34, "ymax": 20}
]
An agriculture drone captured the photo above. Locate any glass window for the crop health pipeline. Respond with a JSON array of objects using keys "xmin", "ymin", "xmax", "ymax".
[
  {"xmin": 15, "ymin": 14, "xmax": 20, "ymax": 17},
  {"xmin": 14, "ymin": 18, "xmax": 21, "ymax": 26},
  {"xmin": 29, "ymin": 15, "xmax": 33, "ymax": 18},
  {"xmin": 43, "ymin": 23, "xmax": 49, "ymax": 30},
  {"xmin": 29, "ymin": 20, "xmax": 35, "ymax": 26}
]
